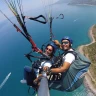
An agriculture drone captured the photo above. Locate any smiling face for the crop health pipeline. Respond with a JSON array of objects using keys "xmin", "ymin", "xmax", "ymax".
[
  {"xmin": 61, "ymin": 40, "xmax": 71, "ymax": 51},
  {"xmin": 45, "ymin": 45, "xmax": 53, "ymax": 56}
]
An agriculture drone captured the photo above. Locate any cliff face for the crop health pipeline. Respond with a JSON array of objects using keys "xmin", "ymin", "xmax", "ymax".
[{"xmin": 57, "ymin": 0, "xmax": 96, "ymax": 5}]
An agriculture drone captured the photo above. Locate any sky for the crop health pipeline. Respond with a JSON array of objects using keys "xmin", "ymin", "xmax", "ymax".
[{"xmin": 0, "ymin": 0, "xmax": 59, "ymax": 22}]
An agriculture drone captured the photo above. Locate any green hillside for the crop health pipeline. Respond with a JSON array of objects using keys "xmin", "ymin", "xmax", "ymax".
[{"xmin": 83, "ymin": 25, "xmax": 96, "ymax": 86}]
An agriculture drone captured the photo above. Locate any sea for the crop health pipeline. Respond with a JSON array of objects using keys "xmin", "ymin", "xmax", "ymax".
[{"xmin": 0, "ymin": 3, "xmax": 96, "ymax": 96}]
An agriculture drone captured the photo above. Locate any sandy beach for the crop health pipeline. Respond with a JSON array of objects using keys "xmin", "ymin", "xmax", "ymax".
[{"xmin": 78, "ymin": 25, "xmax": 96, "ymax": 96}]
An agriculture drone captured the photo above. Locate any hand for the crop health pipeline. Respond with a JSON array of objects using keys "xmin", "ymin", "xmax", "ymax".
[
  {"xmin": 53, "ymin": 40, "xmax": 60, "ymax": 47},
  {"xmin": 43, "ymin": 66, "xmax": 49, "ymax": 72}
]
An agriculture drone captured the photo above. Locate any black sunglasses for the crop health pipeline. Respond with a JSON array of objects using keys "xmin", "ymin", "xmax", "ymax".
[
  {"xmin": 46, "ymin": 48, "xmax": 52, "ymax": 52},
  {"xmin": 61, "ymin": 42, "xmax": 69, "ymax": 45}
]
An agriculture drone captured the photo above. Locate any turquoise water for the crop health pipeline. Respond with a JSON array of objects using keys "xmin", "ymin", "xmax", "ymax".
[{"xmin": 0, "ymin": 3, "xmax": 96, "ymax": 96}]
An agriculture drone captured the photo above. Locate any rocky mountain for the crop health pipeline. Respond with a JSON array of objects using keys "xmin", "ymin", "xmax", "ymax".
[
  {"xmin": 56, "ymin": 0, "xmax": 72, "ymax": 4},
  {"xmin": 69, "ymin": 0, "xmax": 96, "ymax": 5},
  {"xmin": 56, "ymin": 0, "xmax": 96, "ymax": 5}
]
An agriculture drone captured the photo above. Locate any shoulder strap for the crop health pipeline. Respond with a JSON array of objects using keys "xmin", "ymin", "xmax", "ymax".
[
  {"xmin": 63, "ymin": 51, "xmax": 77, "ymax": 59},
  {"xmin": 65, "ymin": 50, "xmax": 91, "ymax": 64}
]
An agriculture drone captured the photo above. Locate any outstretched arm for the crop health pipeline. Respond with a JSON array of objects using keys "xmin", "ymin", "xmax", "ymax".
[{"xmin": 53, "ymin": 40, "xmax": 62, "ymax": 49}]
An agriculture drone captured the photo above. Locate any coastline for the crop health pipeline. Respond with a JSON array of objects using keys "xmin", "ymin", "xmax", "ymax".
[
  {"xmin": 68, "ymin": 3, "xmax": 96, "ymax": 6},
  {"xmin": 78, "ymin": 25, "xmax": 96, "ymax": 96}
]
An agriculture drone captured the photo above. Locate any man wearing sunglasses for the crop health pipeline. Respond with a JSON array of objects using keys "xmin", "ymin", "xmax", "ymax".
[{"xmin": 50, "ymin": 36, "xmax": 75, "ymax": 73}]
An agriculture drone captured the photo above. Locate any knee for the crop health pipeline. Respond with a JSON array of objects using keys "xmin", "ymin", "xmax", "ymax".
[{"xmin": 24, "ymin": 66, "xmax": 31, "ymax": 72}]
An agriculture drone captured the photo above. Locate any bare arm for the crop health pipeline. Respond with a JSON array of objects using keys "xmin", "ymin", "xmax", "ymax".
[
  {"xmin": 51, "ymin": 62, "xmax": 71, "ymax": 73},
  {"xmin": 53, "ymin": 40, "xmax": 62, "ymax": 49}
]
